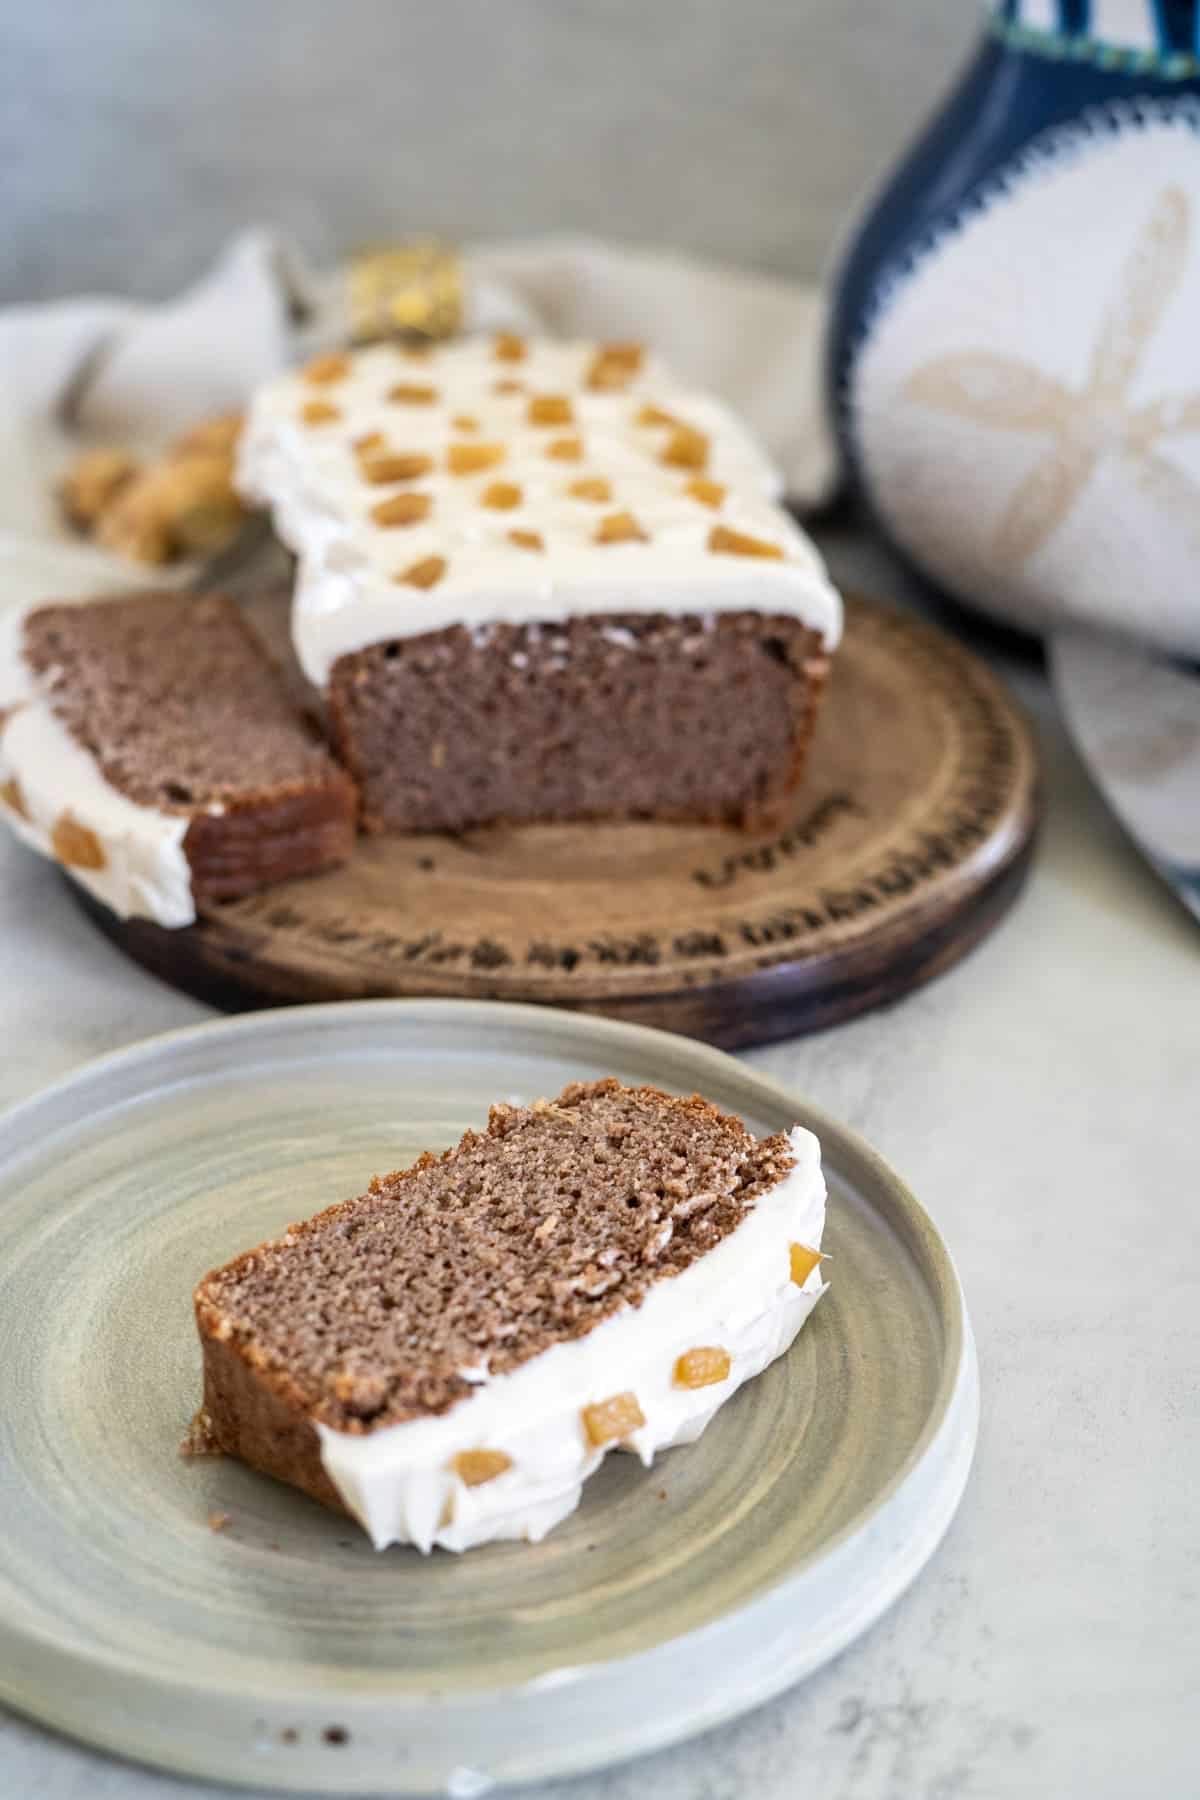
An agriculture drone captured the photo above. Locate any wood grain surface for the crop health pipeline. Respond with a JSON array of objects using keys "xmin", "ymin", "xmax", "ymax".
[{"xmin": 78, "ymin": 594, "xmax": 1040, "ymax": 1047}]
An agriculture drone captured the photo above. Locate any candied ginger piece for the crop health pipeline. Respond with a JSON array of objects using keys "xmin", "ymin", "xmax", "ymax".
[
  {"xmin": 447, "ymin": 442, "xmax": 506, "ymax": 475},
  {"xmin": 371, "ymin": 492, "xmax": 432, "ymax": 527},
  {"xmin": 360, "ymin": 452, "xmax": 433, "ymax": 484},
  {"xmin": 586, "ymin": 343, "xmax": 644, "ymax": 390},
  {"xmin": 673, "ymin": 1347, "xmax": 732, "ymax": 1389},
  {"xmin": 303, "ymin": 352, "xmax": 350, "ymax": 385},
  {"xmin": 52, "ymin": 812, "xmax": 106, "ymax": 869},
  {"xmin": 452, "ymin": 1449, "xmax": 513, "ymax": 1487},
  {"xmin": 480, "ymin": 480, "xmax": 522, "ymax": 510},
  {"xmin": 789, "ymin": 1243, "xmax": 822, "ymax": 1286},
  {"xmin": 528, "ymin": 394, "xmax": 574, "ymax": 426},
  {"xmin": 709, "ymin": 524, "xmax": 784, "ymax": 560},
  {"xmin": 660, "ymin": 423, "xmax": 709, "ymax": 471},
  {"xmin": 582, "ymin": 1392, "xmax": 646, "ymax": 1446},
  {"xmin": 394, "ymin": 555, "xmax": 446, "ymax": 589},
  {"xmin": 595, "ymin": 510, "xmax": 648, "ymax": 545}
]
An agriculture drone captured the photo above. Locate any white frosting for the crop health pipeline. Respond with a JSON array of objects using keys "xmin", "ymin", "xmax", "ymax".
[
  {"xmin": 317, "ymin": 1124, "xmax": 827, "ymax": 1553},
  {"xmin": 238, "ymin": 338, "xmax": 843, "ymax": 686},
  {"xmin": 0, "ymin": 603, "xmax": 197, "ymax": 926}
]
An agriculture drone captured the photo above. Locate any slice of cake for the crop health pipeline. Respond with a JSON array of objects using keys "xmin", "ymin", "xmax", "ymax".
[
  {"xmin": 238, "ymin": 335, "xmax": 843, "ymax": 833},
  {"xmin": 190, "ymin": 1078, "xmax": 827, "ymax": 1553},
  {"xmin": 0, "ymin": 590, "xmax": 357, "ymax": 926}
]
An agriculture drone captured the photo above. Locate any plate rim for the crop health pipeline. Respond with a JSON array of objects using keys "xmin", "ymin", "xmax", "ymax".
[{"xmin": 0, "ymin": 999, "xmax": 978, "ymax": 1790}]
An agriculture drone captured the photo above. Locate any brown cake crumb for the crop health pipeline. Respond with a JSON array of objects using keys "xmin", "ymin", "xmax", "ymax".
[
  {"xmin": 180, "ymin": 1407, "xmax": 223, "ymax": 1457},
  {"xmin": 327, "ymin": 610, "xmax": 827, "ymax": 834},
  {"xmin": 194, "ymin": 1080, "xmax": 798, "ymax": 1441},
  {"xmin": 21, "ymin": 592, "xmax": 357, "ymax": 901},
  {"xmin": 207, "ymin": 1509, "xmax": 232, "ymax": 1533}
]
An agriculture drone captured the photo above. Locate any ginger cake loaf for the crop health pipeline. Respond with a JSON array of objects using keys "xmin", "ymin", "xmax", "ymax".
[
  {"xmin": 0, "ymin": 590, "xmax": 357, "ymax": 925},
  {"xmin": 190, "ymin": 1078, "xmax": 828, "ymax": 1552},
  {"xmin": 237, "ymin": 335, "xmax": 843, "ymax": 833}
]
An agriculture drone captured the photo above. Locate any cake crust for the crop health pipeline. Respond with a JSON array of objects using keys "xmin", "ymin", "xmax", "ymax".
[{"xmin": 193, "ymin": 1079, "xmax": 798, "ymax": 1451}]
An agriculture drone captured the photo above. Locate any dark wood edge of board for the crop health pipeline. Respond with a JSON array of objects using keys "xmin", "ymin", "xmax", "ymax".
[{"xmin": 68, "ymin": 796, "xmax": 1039, "ymax": 1051}]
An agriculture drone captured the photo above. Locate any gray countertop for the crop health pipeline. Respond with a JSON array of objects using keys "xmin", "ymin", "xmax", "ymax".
[{"xmin": 2, "ymin": 529, "xmax": 1197, "ymax": 1798}]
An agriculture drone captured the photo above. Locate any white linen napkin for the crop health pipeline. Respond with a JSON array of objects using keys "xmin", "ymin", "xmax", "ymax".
[{"xmin": 0, "ymin": 228, "xmax": 837, "ymax": 617}]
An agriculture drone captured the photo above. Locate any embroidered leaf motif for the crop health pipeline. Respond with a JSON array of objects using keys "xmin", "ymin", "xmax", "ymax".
[
  {"xmin": 1087, "ymin": 186, "xmax": 1190, "ymax": 407},
  {"xmin": 993, "ymin": 439, "xmax": 1097, "ymax": 567},
  {"xmin": 905, "ymin": 353, "xmax": 1070, "ymax": 429}
]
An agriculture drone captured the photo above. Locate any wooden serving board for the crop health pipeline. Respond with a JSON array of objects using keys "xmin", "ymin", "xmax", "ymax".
[{"xmin": 80, "ymin": 594, "xmax": 1039, "ymax": 1048}]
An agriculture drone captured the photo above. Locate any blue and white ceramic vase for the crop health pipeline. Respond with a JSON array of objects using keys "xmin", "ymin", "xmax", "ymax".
[{"xmin": 828, "ymin": 1, "xmax": 1200, "ymax": 656}]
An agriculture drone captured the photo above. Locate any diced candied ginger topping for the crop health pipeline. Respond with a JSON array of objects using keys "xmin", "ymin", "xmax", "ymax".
[
  {"xmin": 660, "ymin": 423, "xmax": 710, "ymax": 471},
  {"xmin": 673, "ymin": 1347, "xmax": 732, "ymax": 1389},
  {"xmin": 582, "ymin": 1391, "xmax": 646, "ymax": 1446},
  {"xmin": 52, "ymin": 812, "xmax": 106, "ymax": 869},
  {"xmin": 480, "ymin": 480, "xmax": 522, "ymax": 510},
  {"xmin": 586, "ymin": 343, "xmax": 644, "ymax": 390},
  {"xmin": 567, "ymin": 477, "xmax": 612, "ymax": 502},
  {"xmin": 636, "ymin": 402, "xmax": 678, "ymax": 428},
  {"xmin": 371, "ymin": 491, "xmax": 433, "ymax": 527},
  {"xmin": 493, "ymin": 378, "xmax": 525, "ymax": 395},
  {"xmin": 493, "ymin": 331, "xmax": 527, "ymax": 362},
  {"xmin": 709, "ymin": 524, "xmax": 784, "ymax": 560},
  {"xmin": 595, "ymin": 509, "xmax": 648, "ymax": 545},
  {"xmin": 447, "ymin": 441, "xmax": 506, "ymax": 475},
  {"xmin": 451, "ymin": 413, "xmax": 480, "ymax": 433},
  {"xmin": 546, "ymin": 436, "xmax": 584, "ymax": 462},
  {"xmin": 300, "ymin": 399, "xmax": 340, "ymax": 426},
  {"xmin": 394, "ymin": 555, "xmax": 447, "ymax": 589},
  {"xmin": 451, "ymin": 1449, "xmax": 513, "ymax": 1487},
  {"xmin": 0, "ymin": 777, "xmax": 27, "ymax": 820},
  {"xmin": 528, "ymin": 393, "xmax": 574, "ymax": 426},
  {"xmin": 360, "ymin": 451, "xmax": 433, "ymax": 485},
  {"xmin": 388, "ymin": 382, "xmax": 438, "ymax": 405},
  {"xmin": 789, "ymin": 1243, "xmax": 822, "ymax": 1286},
  {"xmin": 303, "ymin": 352, "xmax": 350, "ymax": 385},
  {"xmin": 685, "ymin": 476, "xmax": 726, "ymax": 510},
  {"xmin": 508, "ymin": 528, "xmax": 544, "ymax": 551}
]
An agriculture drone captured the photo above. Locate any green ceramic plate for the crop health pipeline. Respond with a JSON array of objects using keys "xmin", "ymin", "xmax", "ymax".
[{"xmin": 0, "ymin": 1001, "xmax": 977, "ymax": 1794}]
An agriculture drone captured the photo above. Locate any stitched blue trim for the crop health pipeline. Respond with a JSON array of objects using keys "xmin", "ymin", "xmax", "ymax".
[{"xmin": 986, "ymin": 14, "xmax": 1200, "ymax": 75}]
